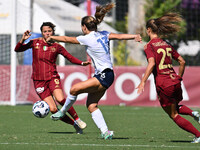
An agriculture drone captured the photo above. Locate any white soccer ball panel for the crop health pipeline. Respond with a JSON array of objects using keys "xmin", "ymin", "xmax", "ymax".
[{"xmin": 32, "ymin": 101, "xmax": 50, "ymax": 118}]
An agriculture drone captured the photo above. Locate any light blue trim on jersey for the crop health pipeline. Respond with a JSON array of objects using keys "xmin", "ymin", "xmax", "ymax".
[{"xmin": 77, "ymin": 31, "xmax": 113, "ymax": 74}]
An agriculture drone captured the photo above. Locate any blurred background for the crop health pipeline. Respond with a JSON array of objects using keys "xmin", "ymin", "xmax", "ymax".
[{"xmin": 0, "ymin": 0, "xmax": 199, "ymax": 105}]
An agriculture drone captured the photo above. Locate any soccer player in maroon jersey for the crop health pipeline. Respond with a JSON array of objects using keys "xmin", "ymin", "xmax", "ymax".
[
  {"xmin": 137, "ymin": 13, "xmax": 200, "ymax": 143},
  {"xmin": 15, "ymin": 22, "xmax": 90, "ymax": 134}
]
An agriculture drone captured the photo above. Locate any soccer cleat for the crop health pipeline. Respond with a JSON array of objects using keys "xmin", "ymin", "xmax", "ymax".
[
  {"xmin": 75, "ymin": 119, "xmax": 87, "ymax": 130},
  {"xmin": 74, "ymin": 122, "xmax": 83, "ymax": 134},
  {"xmin": 191, "ymin": 137, "xmax": 200, "ymax": 143},
  {"xmin": 50, "ymin": 110, "xmax": 65, "ymax": 121},
  {"xmin": 101, "ymin": 130, "xmax": 114, "ymax": 140},
  {"xmin": 192, "ymin": 111, "xmax": 200, "ymax": 124}
]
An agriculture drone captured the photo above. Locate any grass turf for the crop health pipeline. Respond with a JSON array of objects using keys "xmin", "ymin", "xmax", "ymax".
[{"xmin": 0, "ymin": 105, "xmax": 200, "ymax": 150}]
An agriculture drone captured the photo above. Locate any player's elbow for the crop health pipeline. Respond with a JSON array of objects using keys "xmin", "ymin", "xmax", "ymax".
[
  {"xmin": 152, "ymin": 61, "xmax": 156, "ymax": 66},
  {"xmin": 14, "ymin": 48, "xmax": 19, "ymax": 52},
  {"xmin": 179, "ymin": 57, "xmax": 186, "ymax": 67},
  {"xmin": 180, "ymin": 59, "xmax": 185, "ymax": 66},
  {"xmin": 148, "ymin": 58, "xmax": 155, "ymax": 67}
]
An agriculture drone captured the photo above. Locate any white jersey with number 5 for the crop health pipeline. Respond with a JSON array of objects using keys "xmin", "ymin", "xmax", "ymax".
[{"xmin": 76, "ymin": 31, "xmax": 113, "ymax": 75}]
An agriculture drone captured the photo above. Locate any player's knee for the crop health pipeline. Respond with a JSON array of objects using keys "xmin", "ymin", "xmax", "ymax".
[
  {"xmin": 87, "ymin": 103, "xmax": 98, "ymax": 113},
  {"xmin": 70, "ymin": 86, "xmax": 79, "ymax": 95},
  {"xmin": 50, "ymin": 107, "xmax": 58, "ymax": 114}
]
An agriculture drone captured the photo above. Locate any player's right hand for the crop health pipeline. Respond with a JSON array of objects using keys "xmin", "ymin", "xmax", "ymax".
[
  {"xmin": 134, "ymin": 34, "xmax": 142, "ymax": 43},
  {"xmin": 22, "ymin": 30, "xmax": 31, "ymax": 41}
]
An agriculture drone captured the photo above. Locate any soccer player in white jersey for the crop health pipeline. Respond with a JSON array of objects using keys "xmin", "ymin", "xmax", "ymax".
[{"xmin": 47, "ymin": 3, "xmax": 142, "ymax": 139}]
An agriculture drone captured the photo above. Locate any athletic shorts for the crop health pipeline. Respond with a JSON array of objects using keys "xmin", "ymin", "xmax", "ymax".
[
  {"xmin": 157, "ymin": 83, "xmax": 183, "ymax": 107},
  {"xmin": 94, "ymin": 68, "xmax": 114, "ymax": 89},
  {"xmin": 33, "ymin": 77, "xmax": 62, "ymax": 100}
]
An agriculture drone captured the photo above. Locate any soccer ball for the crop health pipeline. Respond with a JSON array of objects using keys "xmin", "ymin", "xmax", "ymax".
[{"xmin": 32, "ymin": 101, "xmax": 50, "ymax": 118}]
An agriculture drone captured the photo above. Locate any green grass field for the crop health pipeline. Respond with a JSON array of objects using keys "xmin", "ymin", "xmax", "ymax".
[{"xmin": 0, "ymin": 105, "xmax": 200, "ymax": 150}]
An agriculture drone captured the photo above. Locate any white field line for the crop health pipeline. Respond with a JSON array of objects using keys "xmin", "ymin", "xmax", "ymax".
[{"xmin": 0, "ymin": 142, "xmax": 199, "ymax": 149}]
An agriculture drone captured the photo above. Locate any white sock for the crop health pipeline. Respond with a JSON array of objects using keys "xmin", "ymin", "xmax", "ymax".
[
  {"xmin": 91, "ymin": 109, "xmax": 108, "ymax": 134},
  {"xmin": 60, "ymin": 94, "xmax": 77, "ymax": 114}
]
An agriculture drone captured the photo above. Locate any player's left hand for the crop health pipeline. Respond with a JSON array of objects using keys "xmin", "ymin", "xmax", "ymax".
[
  {"xmin": 46, "ymin": 36, "xmax": 55, "ymax": 44},
  {"xmin": 82, "ymin": 61, "xmax": 91, "ymax": 66}
]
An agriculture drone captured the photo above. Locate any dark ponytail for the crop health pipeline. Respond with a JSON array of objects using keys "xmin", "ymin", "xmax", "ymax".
[
  {"xmin": 146, "ymin": 13, "xmax": 183, "ymax": 36},
  {"xmin": 81, "ymin": 3, "xmax": 115, "ymax": 31}
]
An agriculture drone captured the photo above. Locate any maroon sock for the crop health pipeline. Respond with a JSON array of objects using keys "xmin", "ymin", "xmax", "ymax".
[
  {"xmin": 58, "ymin": 99, "xmax": 66, "ymax": 106},
  {"xmin": 178, "ymin": 105, "xmax": 193, "ymax": 116},
  {"xmin": 67, "ymin": 107, "xmax": 79, "ymax": 121},
  {"xmin": 174, "ymin": 115, "xmax": 200, "ymax": 137},
  {"xmin": 58, "ymin": 98, "xmax": 79, "ymax": 120},
  {"xmin": 60, "ymin": 115, "xmax": 74, "ymax": 125},
  {"xmin": 52, "ymin": 109, "xmax": 74, "ymax": 125}
]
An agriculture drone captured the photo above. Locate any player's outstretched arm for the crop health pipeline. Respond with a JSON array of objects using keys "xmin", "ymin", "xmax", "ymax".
[
  {"xmin": 109, "ymin": 33, "xmax": 142, "ymax": 42},
  {"xmin": 47, "ymin": 36, "xmax": 80, "ymax": 44}
]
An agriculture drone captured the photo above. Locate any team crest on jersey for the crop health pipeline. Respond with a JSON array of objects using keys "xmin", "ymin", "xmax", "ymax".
[
  {"xmin": 54, "ymin": 79, "xmax": 59, "ymax": 84},
  {"xmin": 51, "ymin": 47, "xmax": 56, "ymax": 52},
  {"xmin": 36, "ymin": 87, "xmax": 44, "ymax": 94},
  {"xmin": 54, "ymin": 79, "xmax": 60, "ymax": 88},
  {"xmin": 35, "ymin": 43, "xmax": 39, "ymax": 49},
  {"xmin": 43, "ymin": 46, "xmax": 48, "ymax": 51}
]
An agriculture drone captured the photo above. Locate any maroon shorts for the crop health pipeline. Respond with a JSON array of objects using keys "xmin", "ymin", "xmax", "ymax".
[
  {"xmin": 33, "ymin": 77, "xmax": 63, "ymax": 100},
  {"xmin": 156, "ymin": 83, "xmax": 183, "ymax": 107}
]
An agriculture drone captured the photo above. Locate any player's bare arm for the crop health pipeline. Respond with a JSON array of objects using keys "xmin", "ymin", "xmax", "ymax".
[
  {"xmin": 137, "ymin": 57, "xmax": 155, "ymax": 94},
  {"xmin": 47, "ymin": 36, "xmax": 80, "ymax": 44},
  {"xmin": 109, "ymin": 33, "xmax": 142, "ymax": 42},
  {"xmin": 177, "ymin": 55, "xmax": 186, "ymax": 77}
]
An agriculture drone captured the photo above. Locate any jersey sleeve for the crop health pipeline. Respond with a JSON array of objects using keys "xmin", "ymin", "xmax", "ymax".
[
  {"xmin": 58, "ymin": 44, "xmax": 82, "ymax": 65},
  {"xmin": 14, "ymin": 40, "xmax": 34, "ymax": 52},
  {"xmin": 144, "ymin": 43, "xmax": 155, "ymax": 59},
  {"xmin": 76, "ymin": 35, "xmax": 87, "ymax": 45},
  {"xmin": 171, "ymin": 46, "xmax": 180, "ymax": 60}
]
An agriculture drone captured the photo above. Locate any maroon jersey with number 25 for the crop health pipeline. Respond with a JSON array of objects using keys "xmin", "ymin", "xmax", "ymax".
[
  {"xmin": 144, "ymin": 38, "xmax": 182, "ymax": 89},
  {"xmin": 15, "ymin": 38, "xmax": 82, "ymax": 80}
]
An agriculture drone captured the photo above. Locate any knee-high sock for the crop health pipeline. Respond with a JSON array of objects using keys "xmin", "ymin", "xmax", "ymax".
[
  {"xmin": 173, "ymin": 115, "xmax": 200, "ymax": 137},
  {"xmin": 60, "ymin": 94, "xmax": 77, "ymax": 114},
  {"xmin": 60, "ymin": 115, "xmax": 74, "ymax": 125},
  {"xmin": 59, "ymin": 99, "xmax": 79, "ymax": 120},
  {"xmin": 177, "ymin": 105, "xmax": 193, "ymax": 116},
  {"xmin": 68, "ymin": 107, "xmax": 79, "ymax": 120},
  {"xmin": 91, "ymin": 109, "xmax": 108, "ymax": 134}
]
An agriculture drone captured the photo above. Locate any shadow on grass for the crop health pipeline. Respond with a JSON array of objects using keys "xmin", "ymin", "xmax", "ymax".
[
  {"xmin": 112, "ymin": 137, "xmax": 129, "ymax": 140},
  {"xmin": 170, "ymin": 140, "xmax": 191, "ymax": 143},
  {"xmin": 48, "ymin": 132, "xmax": 74, "ymax": 134}
]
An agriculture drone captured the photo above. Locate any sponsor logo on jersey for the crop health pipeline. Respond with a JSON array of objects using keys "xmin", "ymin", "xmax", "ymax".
[{"xmin": 35, "ymin": 43, "xmax": 39, "ymax": 49}]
